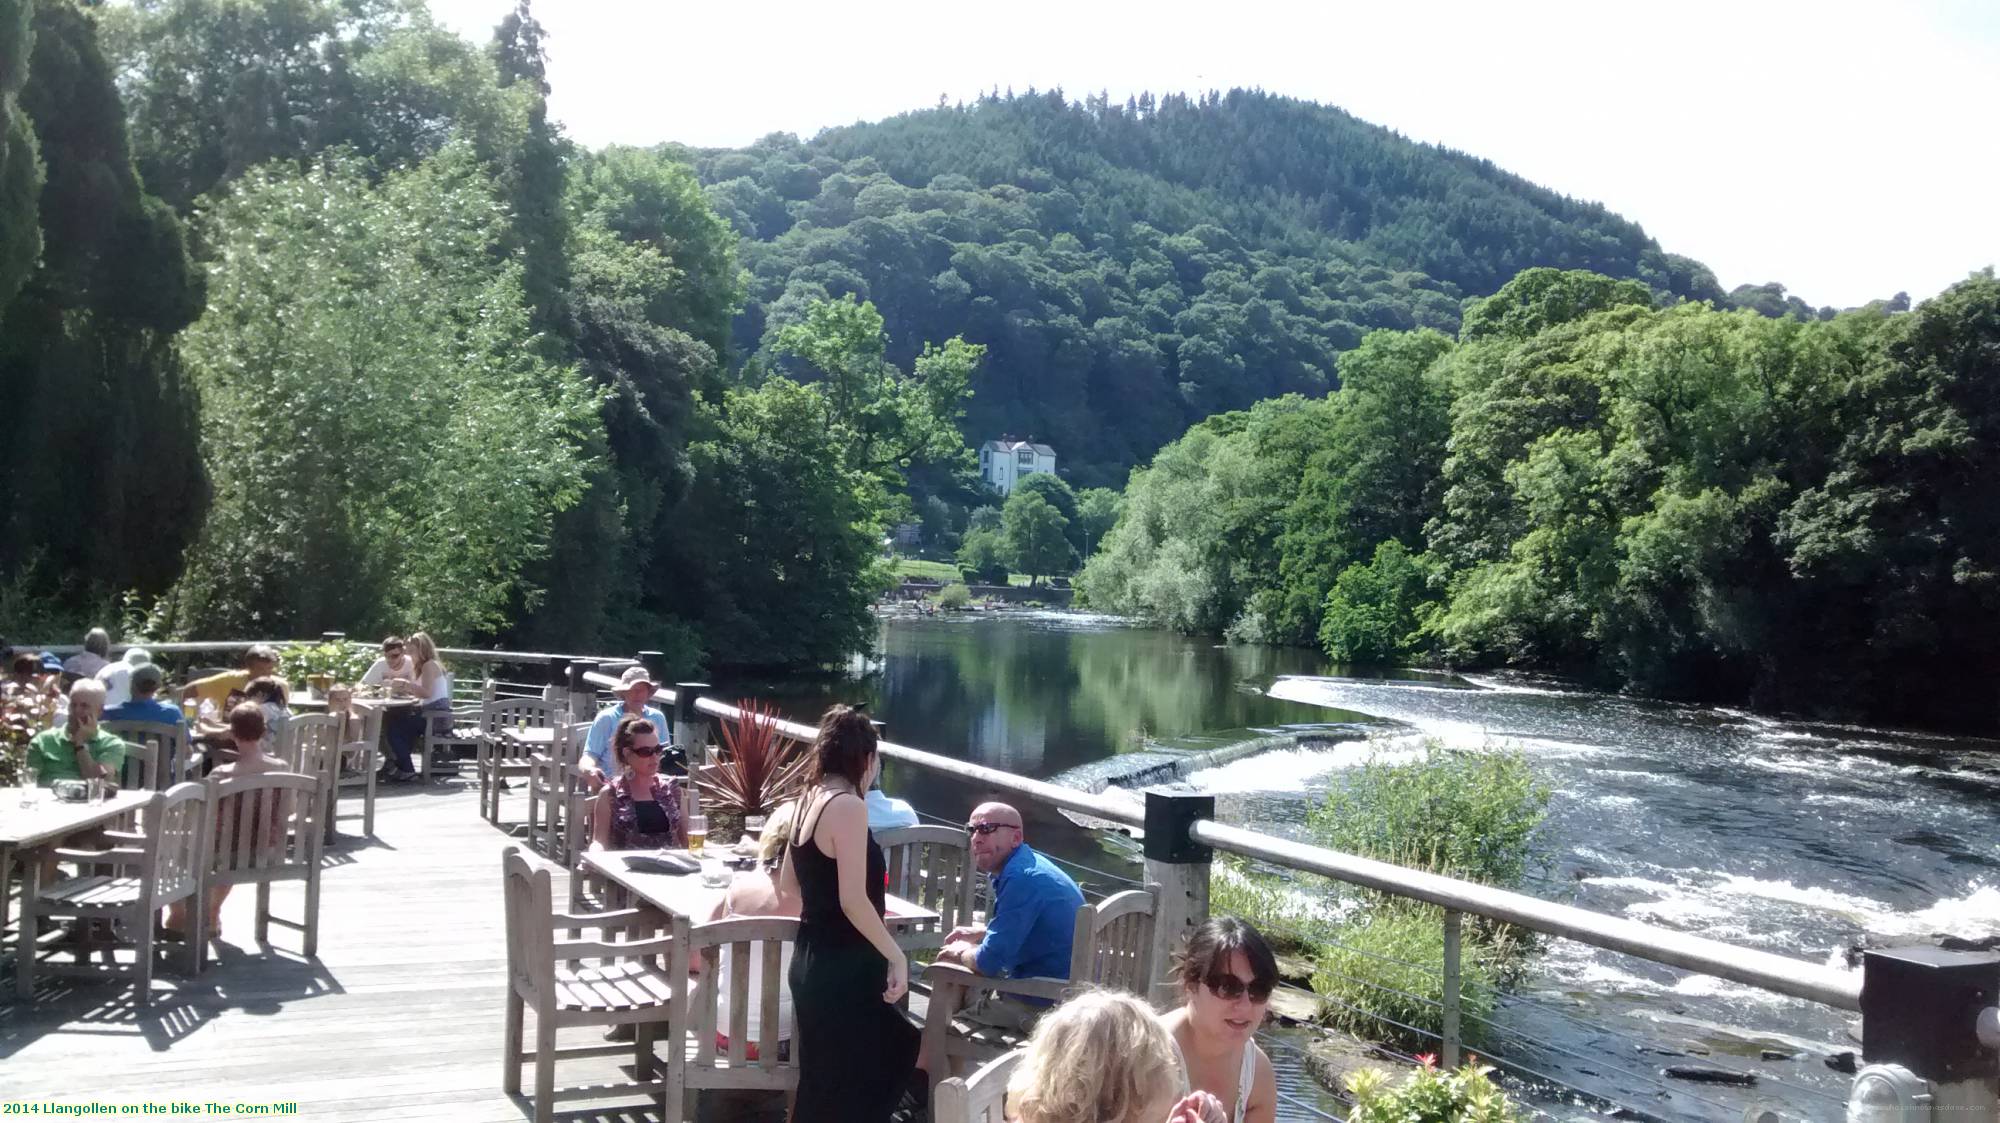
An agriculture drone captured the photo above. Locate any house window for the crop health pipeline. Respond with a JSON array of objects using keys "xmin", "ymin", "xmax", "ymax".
[{"xmin": 1017, "ymin": 449, "xmax": 1034, "ymax": 466}]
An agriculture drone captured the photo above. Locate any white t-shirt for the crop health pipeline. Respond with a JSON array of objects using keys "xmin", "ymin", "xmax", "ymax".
[
  {"xmin": 359, "ymin": 656, "xmax": 413, "ymax": 686},
  {"xmin": 97, "ymin": 661, "xmax": 136, "ymax": 709}
]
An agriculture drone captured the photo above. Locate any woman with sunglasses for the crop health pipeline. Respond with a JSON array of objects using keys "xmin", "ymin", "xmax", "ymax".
[
  {"xmin": 1160, "ymin": 917, "xmax": 1280, "ymax": 1123},
  {"xmin": 588, "ymin": 716, "xmax": 685, "ymax": 851}
]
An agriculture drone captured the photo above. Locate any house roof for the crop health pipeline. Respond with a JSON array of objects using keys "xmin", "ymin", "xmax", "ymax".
[{"xmin": 982, "ymin": 439, "xmax": 1057, "ymax": 457}]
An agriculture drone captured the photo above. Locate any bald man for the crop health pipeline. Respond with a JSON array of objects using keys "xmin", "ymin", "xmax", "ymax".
[{"xmin": 937, "ymin": 802, "xmax": 1085, "ymax": 987}]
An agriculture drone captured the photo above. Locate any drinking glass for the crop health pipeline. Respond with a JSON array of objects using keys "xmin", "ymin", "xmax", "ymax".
[
  {"xmin": 745, "ymin": 814, "xmax": 768, "ymax": 839},
  {"xmin": 18, "ymin": 763, "xmax": 37, "ymax": 807},
  {"xmin": 700, "ymin": 857, "xmax": 730, "ymax": 889},
  {"xmin": 685, "ymin": 814, "xmax": 708, "ymax": 857},
  {"xmin": 88, "ymin": 776, "xmax": 106, "ymax": 803}
]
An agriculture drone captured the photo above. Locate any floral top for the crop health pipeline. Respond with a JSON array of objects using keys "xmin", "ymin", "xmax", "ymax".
[{"xmin": 609, "ymin": 773, "xmax": 685, "ymax": 850}]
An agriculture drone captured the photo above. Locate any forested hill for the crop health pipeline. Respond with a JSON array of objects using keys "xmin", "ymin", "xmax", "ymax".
[{"xmin": 693, "ymin": 89, "xmax": 1727, "ymax": 485}]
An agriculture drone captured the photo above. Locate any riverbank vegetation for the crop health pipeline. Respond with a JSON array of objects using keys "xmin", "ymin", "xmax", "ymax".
[
  {"xmin": 1081, "ymin": 268, "xmax": 2000, "ymax": 729},
  {"xmin": 1212, "ymin": 742, "xmax": 1550, "ymax": 1049},
  {"xmin": 0, "ymin": 0, "xmax": 977, "ymax": 671}
]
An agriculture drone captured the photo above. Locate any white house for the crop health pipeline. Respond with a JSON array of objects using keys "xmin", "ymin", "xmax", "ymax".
[{"xmin": 979, "ymin": 438, "xmax": 1057, "ymax": 495}]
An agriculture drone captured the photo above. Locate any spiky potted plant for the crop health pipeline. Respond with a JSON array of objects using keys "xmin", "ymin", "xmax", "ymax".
[{"xmin": 691, "ymin": 699, "xmax": 814, "ymax": 845}]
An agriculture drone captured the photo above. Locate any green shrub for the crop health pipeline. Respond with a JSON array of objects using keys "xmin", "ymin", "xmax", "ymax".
[
  {"xmin": 276, "ymin": 641, "xmax": 376, "ymax": 687},
  {"xmin": 1308, "ymin": 741, "xmax": 1549, "ymax": 888},
  {"xmin": 1346, "ymin": 1059, "xmax": 1522, "ymax": 1123},
  {"xmin": 1311, "ymin": 902, "xmax": 1504, "ymax": 1050},
  {"xmin": 1210, "ymin": 857, "xmax": 1341, "ymax": 954},
  {"xmin": 936, "ymin": 583, "xmax": 971, "ymax": 610}
]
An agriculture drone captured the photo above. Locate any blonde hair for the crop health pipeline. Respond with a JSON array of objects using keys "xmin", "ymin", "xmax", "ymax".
[
  {"xmin": 1007, "ymin": 989, "xmax": 1179, "ymax": 1123},
  {"xmin": 758, "ymin": 802, "xmax": 797, "ymax": 867},
  {"xmin": 407, "ymin": 632, "xmax": 443, "ymax": 673}
]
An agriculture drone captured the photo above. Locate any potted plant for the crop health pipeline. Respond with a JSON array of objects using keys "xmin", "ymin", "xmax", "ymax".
[
  {"xmin": 691, "ymin": 699, "xmax": 813, "ymax": 843},
  {"xmin": 1346, "ymin": 1057, "xmax": 1521, "ymax": 1123}
]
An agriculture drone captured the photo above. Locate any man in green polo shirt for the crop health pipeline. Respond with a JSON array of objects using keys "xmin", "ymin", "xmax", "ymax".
[{"xmin": 30, "ymin": 678, "xmax": 126, "ymax": 785}]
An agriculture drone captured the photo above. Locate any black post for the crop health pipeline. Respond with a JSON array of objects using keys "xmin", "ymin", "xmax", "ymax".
[
  {"xmin": 321, "ymin": 632, "xmax": 346, "ymax": 644},
  {"xmin": 638, "ymin": 650, "xmax": 665, "ymax": 679},
  {"xmin": 1859, "ymin": 947, "xmax": 2000, "ymax": 1112},
  {"xmin": 565, "ymin": 660, "xmax": 598, "ymax": 724}
]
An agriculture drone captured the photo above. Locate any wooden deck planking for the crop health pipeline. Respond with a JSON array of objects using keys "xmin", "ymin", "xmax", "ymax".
[{"xmin": 0, "ymin": 778, "xmax": 672, "ymax": 1119}]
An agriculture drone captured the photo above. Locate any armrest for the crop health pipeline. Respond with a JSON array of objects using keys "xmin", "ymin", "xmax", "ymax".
[
  {"xmin": 550, "ymin": 907, "xmax": 655, "ymax": 929},
  {"xmin": 51, "ymin": 846, "xmax": 145, "ymax": 866},
  {"xmin": 102, "ymin": 830, "xmax": 146, "ymax": 844},
  {"xmin": 919, "ymin": 962, "xmax": 1071, "ymax": 1003}
]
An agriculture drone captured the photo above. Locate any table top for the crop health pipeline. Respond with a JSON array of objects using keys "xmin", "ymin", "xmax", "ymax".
[
  {"xmin": 582, "ymin": 848, "xmax": 941, "ymax": 930},
  {"xmin": 348, "ymin": 694, "xmax": 420, "ymax": 710},
  {"xmin": 287, "ymin": 693, "xmax": 331, "ymax": 712},
  {"xmin": 0, "ymin": 788, "xmax": 152, "ymax": 849},
  {"xmin": 498, "ymin": 725, "xmax": 556, "ymax": 746}
]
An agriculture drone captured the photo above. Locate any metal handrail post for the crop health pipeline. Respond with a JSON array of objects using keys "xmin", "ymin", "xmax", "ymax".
[{"xmin": 1441, "ymin": 909, "xmax": 1462, "ymax": 1068}]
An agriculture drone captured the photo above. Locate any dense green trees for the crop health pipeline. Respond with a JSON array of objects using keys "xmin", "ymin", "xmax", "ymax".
[
  {"xmin": 1087, "ymin": 268, "xmax": 2000, "ymax": 729},
  {"xmin": 692, "ymin": 89, "xmax": 1748, "ymax": 486}
]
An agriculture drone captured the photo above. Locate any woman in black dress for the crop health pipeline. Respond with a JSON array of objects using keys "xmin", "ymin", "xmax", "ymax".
[{"xmin": 777, "ymin": 705, "xmax": 917, "ymax": 1122}]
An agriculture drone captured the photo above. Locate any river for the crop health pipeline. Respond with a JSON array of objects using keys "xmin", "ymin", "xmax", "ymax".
[{"xmin": 747, "ymin": 611, "xmax": 2000, "ymax": 1122}]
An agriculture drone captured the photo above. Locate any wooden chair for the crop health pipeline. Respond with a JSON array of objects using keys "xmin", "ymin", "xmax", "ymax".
[
  {"xmin": 278, "ymin": 713, "xmax": 343, "ymax": 844},
  {"xmin": 422, "ymin": 674, "xmax": 495, "ymax": 780},
  {"xmin": 15, "ymin": 782, "xmax": 208, "ymax": 1004},
  {"xmin": 103, "ymin": 720, "xmax": 192, "ymax": 788},
  {"xmin": 478, "ymin": 696, "xmax": 558, "ymax": 823},
  {"xmin": 921, "ymin": 885, "xmax": 1160, "ymax": 1091},
  {"xmin": 876, "ymin": 824, "xmax": 987, "ymax": 953},
  {"xmin": 110, "ymin": 738, "xmax": 159, "ymax": 793},
  {"xmin": 198, "ymin": 770, "xmax": 324, "ymax": 964},
  {"xmin": 666, "ymin": 914, "xmax": 803, "ymax": 1123},
  {"xmin": 501, "ymin": 845, "xmax": 677, "ymax": 1123},
  {"xmin": 526, "ymin": 722, "xmax": 585, "ymax": 861},
  {"xmin": 933, "ymin": 1048, "xmax": 1022, "ymax": 1123}
]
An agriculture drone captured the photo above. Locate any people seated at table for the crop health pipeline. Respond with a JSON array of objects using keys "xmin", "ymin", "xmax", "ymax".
[
  {"xmin": 103, "ymin": 663, "xmax": 186, "ymax": 776},
  {"xmin": 699, "ymin": 804, "xmax": 800, "ymax": 1059},
  {"xmin": 865, "ymin": 771, "xmax": 919, "ymax": 830},
  {"xmin": 95, "ymin": 646, "xmax": 150, "ymax": 708},
  {"xmin": 1009, "ymin": 989, "xmax": 1225, "ymax": 1123},
  {"xmin": 579, "ymin": 665, "xmax": 667, "ymax": 790},
  {"xmin": 381, "ymin": 631, "xmax": 450, "ymax": 781},
  {"xmin": 936, "ymin": 801, "xmax": 1086, "ymax": 1001},
  {"xmin": 5, "ymin": 648, "xmax": 58, "ymax": 700},
  {"xmin": 358, "ymin": 634, "xmax": 413, "ymax": 687},
  {"xmin": 775, "ymin": 704, "xmax": 918, "ymax": 1123},
  {"xmin": 181, "ymin": 644, "xmax": 280, "ymax": 717},
  {"xmin": 244, "ymin": 676, "xmax": 292, "ymax": 754},
  {"xmin": 61, "ymin": 627, "xmax": 112, "ymax": 680},
  {"xmin": 166, "ymin": 703, "xmax": 289, "ymax": 942},
  {"xmin": 1159, "ymin": 918, "xmax": 1279, "ymax": 1123},
  {"xmin": 29, "ymin": 678, "xmax": 125, "ymax": 786},
  {"xmin": 588, "ymin": 716, "xmax": 686, "ymax": 850}
]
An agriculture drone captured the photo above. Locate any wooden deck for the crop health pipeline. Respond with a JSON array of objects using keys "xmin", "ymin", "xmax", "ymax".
[{"xmin": 0, "ymin": 779, "xmax": 709, "ymax": 1122}]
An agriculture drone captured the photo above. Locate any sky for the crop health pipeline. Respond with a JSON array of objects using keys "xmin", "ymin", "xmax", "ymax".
[{"xmin": 428, "ymin": 0, "xmax": 1999, "ymax": 309}]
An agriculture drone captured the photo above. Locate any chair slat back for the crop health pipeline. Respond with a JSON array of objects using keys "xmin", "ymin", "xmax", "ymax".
[
  {"xmin": 934, "ymin": 1048, "xmax": 1022, "ymax": 1123},
  {"xmin": 277, "ymin": 713, "xmax": 342, "ymax": 787},
  {"xmin": 206, "ymin": 770, "xmax": 321, "ymax": 885},
  {"xmin": 1069, "ymin": 886, "xmax": 1159, "ymax": 996},
  {"xmin": 110, "ymin": 737, "xmax": 159, "ymax": 793},
  {"xmin": 485, "ymin": 698, "xmax": 558, "ymax": 764},
  {"xmin": 501, "ymin": 845, "xmax": 556, "ymax": 1004},
  {"xmin": 877, "ymin": 824, "xmax": 984, "ymax": 944},
  {"xmin": 104, "ymin": 720, "xmax": 188, "ymax": 788},
  {"xmin": 151, "ymin": 781, "xmax": 211, "ymax": 905},
  {"xmin": 687, "ymin": 915, "xmax": 801, "ymax": 1084}
]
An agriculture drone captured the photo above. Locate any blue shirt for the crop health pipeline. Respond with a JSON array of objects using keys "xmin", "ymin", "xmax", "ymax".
[
  {"xmin": 975, "ymin": 843, "xmax": 1086, "ymax": 982},
  {"xmin": 103, "ymin": 697, "xmax": 187, "ymax": 730},
  {"xmin": 583, "ymin": 703, "xmax": 667, "ymax": 773}
]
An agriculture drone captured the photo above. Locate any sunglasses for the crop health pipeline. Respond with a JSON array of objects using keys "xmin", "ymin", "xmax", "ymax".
[
  {"xmin": 1203, "ymin": 972, "xmax": 1273, "ymax": 1004},
  {"xmin": 964, "ymin": 822, "xmax": 1018, "ymax": 837},
  {"xmin": 627, "ymin": 743, "xmax": 662, "ymax": 757}
]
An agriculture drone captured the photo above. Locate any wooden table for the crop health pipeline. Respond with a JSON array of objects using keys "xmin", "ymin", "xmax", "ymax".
[
  {"xmin": 1, "ymin": 788, "xmax": 153, "ymax": 973},
  {"xmin": 582, "ymin": 849, "xmax": 941, "ymax": 931},
  {"xmin": 332, "ymin": 696, "xmax": 417, "ymax": 835}
]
